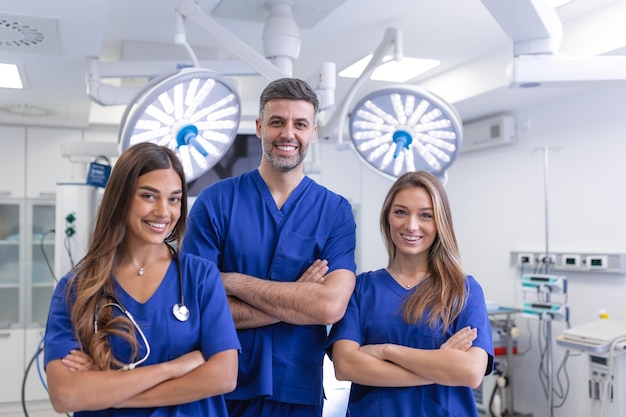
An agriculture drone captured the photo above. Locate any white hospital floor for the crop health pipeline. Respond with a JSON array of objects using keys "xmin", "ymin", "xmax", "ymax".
[{"xmin": 323, "ymin": 355, "xmax": 350, "ymax": 417}]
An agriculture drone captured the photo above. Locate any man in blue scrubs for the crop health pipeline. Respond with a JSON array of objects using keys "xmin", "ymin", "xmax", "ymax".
[{"xmin": 183, "ymin": 78, "xmax": 357, "ymax": 417}]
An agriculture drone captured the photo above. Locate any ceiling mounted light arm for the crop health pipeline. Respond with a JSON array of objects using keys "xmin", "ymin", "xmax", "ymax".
[
  {"xmin": 482, "ymin": 0, "xmax": 626, "ymax": 87},
  {"xmin": 481, "ymin": 0, "xmax": 563, "ymax": 56},
  {"xmin": 319, "ymin": 27, "xmax": 402, "ymax": 144},
  {"xmin": 174, "ymin": 11, "xmax": 200, "ymax": 68},
  {"xmin": 86, "ymin": 60, "xmax": 143, "ymax": 106},
  {"xmin": 177, "ymin": 0, "xmax": 287, "ymax": 81}
]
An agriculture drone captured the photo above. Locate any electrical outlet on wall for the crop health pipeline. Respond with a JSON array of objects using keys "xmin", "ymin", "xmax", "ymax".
[
  {"xmin": 517, "ymin": 253, "xmax": 534, "ymax": 266},
  {"xmin": 561, "ymin": 254, "xmax": 581, "ymax": 268},
  {"xmin": 586, "ymin": 255, "xmax": 608, "ymax": 269}
]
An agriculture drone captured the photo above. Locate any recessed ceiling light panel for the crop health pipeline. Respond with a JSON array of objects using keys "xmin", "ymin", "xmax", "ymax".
[
  {"xmin": 0, "ymin": 103, "xmax": 56, "ymax": 117},
  {"xmin": 119, "ymin": 67, "xmax": 241, "ymax": 183},
  {"xmin": 349, "ymin": 85, "xmax": 462, "ymax": 182},
  {"xmin": 340, "ymin": 55, "xmax": 440, "ymax": 83}
]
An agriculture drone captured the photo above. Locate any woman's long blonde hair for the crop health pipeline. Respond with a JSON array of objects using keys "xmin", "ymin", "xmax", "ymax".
[
  {"xmin": 379, "ymin": 171, "xmax": 467, "ymax": 331},
  {"xmin": 66, "ymin": 143, "xmax": 188, "ymax": 369}
]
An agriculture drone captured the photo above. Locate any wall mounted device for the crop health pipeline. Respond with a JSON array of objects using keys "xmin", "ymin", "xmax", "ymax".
[
  {"xmin": 522, "ymin": 301, "xmax": 569, "ymax": 322},
  {"xmin": 521, "ymin": 274, "xmax": 567, "ymax": 294},
  {"xmin": 587, "ymin": 255, "xmax": 608, "ymax": 270},
  {"xmin": 510, "ymin": 251, "xmax": 626, "ymax": 274},
  {"xmin": 461, "ymin": 114, "xmax": 515, "ymax": 153}
]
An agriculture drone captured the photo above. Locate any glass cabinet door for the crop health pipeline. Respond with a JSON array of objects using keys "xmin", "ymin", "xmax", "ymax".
[
  {"xmin": 0, "ymin": 201, "xmax": 22, "ymax": 326},
  {"xmin": 27, "ymin": 200, "xmax": 56, "ymax": 327}
]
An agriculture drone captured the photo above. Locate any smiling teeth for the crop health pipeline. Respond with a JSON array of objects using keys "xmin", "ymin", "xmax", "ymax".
[
  {"xmin": 147, "ymin": 221, "xmax": 166, "ymax": 228},
  {"xmin": 403, "ymin": 235, "xmax": 418, "ymax": 241}
]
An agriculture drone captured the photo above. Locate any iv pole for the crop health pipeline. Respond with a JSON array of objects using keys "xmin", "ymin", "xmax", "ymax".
[{"xmin": 533, "ymin": 144, "xmax": 560, "ymax": 417}]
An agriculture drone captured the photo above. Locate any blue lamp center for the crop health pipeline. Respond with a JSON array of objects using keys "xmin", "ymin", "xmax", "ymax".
[
  {"xmin": 176, "ymin": 125, "xmax": 208, "ymax": 156},
  {"xmin": 392, "ymin": 129, "xmax": 413, "ymax": 158}
]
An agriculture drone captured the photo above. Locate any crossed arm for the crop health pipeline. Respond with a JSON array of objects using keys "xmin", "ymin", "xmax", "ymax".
[
  {"xmin": 46, "ymin": 348, "xmax": 238, "ymax": 413},
  {"xmin": 331, "ymin": 326, "xmax": 488, "ymax": 389},
  {"xmin": 223, "ymin": 259, "xmax": 356, "ymax": 328}
]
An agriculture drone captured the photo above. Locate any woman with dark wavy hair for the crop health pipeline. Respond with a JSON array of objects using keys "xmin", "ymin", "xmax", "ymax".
[
  {"xmin": 43, "ymin": 142, "xmax": 240, "ymax": 416},
  {"xmin": 325, "ymin": 170, "xmax": 493, "ymax": 417}
]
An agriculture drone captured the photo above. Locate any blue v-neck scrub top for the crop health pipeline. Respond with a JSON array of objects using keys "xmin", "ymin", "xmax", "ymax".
[
  {"xmin": 325, "ymin": 269, "xmax": 494, "ymax": 417},
  {"xmin": 44, "ymin": 252, "xmax": 241, "ymax": 417},
  {"xmin": 183, "ymin": 169, "xmax": 357, "ymax": 407}
]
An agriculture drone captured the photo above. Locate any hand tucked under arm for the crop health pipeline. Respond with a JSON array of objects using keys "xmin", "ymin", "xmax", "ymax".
[
  {"xmin": 363, "ymin": 327, "xmax": 487, "ymax": 389},
  {"xmin": 331, "ymin": 340, "xmax": 433, "ymax": 387},
  {"xmin": 61, "ymin": 350, "xmax": 97, "ymax": 372},
  {"xmin": 227, "ymin": 295, "xmax": 279, "ymax": 329},
  {"xmin": 335, "ymin": 326, "xmax": 483, "ymax": 388},
  {"xmin": 114, "ymin": 349, "xmax": 238, "ymax": 408},
  {"xmin": 224, "ymin": 260, "xmax": 329, "ymax": 328},
  {"xmin": 440, "ymin": 326, "xmax": 477, "ymax": 351},
  {"xmin": 222, "ymin": 260, "xmax": 350, "ymax": 326},
  {"xmin": 297, "ymin": 259, "xmax": 329, "ymax": 283},
  {"xmin": 47, "ymin": 350, "xmax": 207, "ymax": 413}
]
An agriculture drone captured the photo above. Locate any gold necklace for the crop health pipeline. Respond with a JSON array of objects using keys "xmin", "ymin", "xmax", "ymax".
[
  {"xmin": 395, "ymin": 275, "xmax": 414, "ymax": 289},
  {"xmin": 124, "ymin": 248, "xmax": 162, "ymax": 276},
  {"xmin": 388, "ymin": 268, "xmax": 414, "ymax": 288}
]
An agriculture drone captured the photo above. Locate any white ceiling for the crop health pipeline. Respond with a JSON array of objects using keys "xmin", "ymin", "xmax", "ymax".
[{"xmin": 0, "ymin": 0, "xmax": 625, "ymax": 137}]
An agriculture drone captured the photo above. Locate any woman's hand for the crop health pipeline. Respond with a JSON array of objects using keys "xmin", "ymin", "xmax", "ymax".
[
  {"xmin": 359, "ymin": 326, "xmax": 477, "ymax": 361},
  {"xmin": 61, "ymin": 350, "xmax": 96, "ymax": 372},
  {"xmin": 441, "ymin": 326, "xmax": 477, "ymax": 351},
  {"xmin": 165, "ymin": 350, "xmax": 206, "ymax": 379}
]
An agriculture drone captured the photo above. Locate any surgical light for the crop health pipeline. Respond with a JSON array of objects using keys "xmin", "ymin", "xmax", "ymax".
[
  {"xmin": 119, "ymin": 67, "xmax": 241, "ymax": 183},
  {"xmin": 348, "ymin": 85, "xmax": 462, "ymax": 182}
]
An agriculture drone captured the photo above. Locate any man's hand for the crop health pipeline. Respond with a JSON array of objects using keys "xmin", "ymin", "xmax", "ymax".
[{"xmin": 297, "ymin": 259, "xmax": 329, "ymax": 283}]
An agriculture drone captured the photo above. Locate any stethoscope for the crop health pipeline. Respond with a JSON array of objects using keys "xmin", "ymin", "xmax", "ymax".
[
  {"xmin": 95, "ymin": 293, "xmax": 151, "ymax": 370},
  {"xmin": 167, "ymin": 243, "xmax": 190, "ymax": 322},
  {"xmin": 94, "ymin": 245, "xmax": 189, "ymax": 370}
]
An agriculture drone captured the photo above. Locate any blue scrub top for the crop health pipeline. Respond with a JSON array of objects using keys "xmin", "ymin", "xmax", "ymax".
[
  {"xmin": 325, "ymin": 269, "xmax": 494, "ymax": 417},
  {"xmin": 183, "ymin": 169, "xmax": 357, "ymax": 406},
  {"xmin": 44, "ymin": 252, "xmax": 241, "ymax": 417}
]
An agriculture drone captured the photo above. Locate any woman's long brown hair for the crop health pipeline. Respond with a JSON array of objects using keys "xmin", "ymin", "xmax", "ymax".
[{"xmin": 66, "ymin": 142, "xmax": 188, "ymax": 369}]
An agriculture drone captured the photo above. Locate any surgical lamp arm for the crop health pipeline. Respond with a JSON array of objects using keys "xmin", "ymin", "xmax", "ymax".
[
  {"xmin": 177, "ymin": 0, "xmax": 287, "ymax": 81},
  {"xmin": 319, "ymin": 27, "xmax": 402, "ymax": 143}
]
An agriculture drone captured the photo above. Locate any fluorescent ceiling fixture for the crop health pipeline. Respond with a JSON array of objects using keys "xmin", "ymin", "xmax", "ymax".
[
  {"xmin": 0, "ymin": 63, "xmax": 24, "ymax": 89},
  {"xmin": 339, "ymin": 55, "xmax": 441, "ymax": 83}
]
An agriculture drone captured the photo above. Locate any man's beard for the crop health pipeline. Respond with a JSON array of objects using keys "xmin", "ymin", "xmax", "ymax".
[{"xmin": 262, "ymin": 140, "xmax": 309, "ymax": 171}]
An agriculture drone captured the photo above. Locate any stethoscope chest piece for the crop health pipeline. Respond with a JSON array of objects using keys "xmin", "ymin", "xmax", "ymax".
[{"xmin": 173, "ymin": 303, "xmax": 189, "ymax": 322}]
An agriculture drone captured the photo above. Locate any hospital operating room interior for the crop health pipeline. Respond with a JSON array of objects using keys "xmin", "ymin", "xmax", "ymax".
[{"xmin": 2, "ymin": 0, "xmax": 626, "ymax": 416}]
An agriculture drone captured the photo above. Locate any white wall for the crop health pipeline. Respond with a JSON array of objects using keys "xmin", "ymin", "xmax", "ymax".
[{"xmin": 316, "ymin": 84, "xmax": 626, "ymax": 417}]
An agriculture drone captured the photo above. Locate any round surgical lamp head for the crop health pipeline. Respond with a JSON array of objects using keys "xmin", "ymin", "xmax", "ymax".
[
  {"xmin": 349, "ymin": 85, "xmax": 462, "ymax": 183},
  {"xmin": 119, "ymin": 67, "xmax": 241, "ymax": 183}
]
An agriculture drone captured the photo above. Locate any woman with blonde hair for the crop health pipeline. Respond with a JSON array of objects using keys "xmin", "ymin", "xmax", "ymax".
[{"xmin": 325, "ymin": 170, "xmax": 493, "ymax": 417}]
